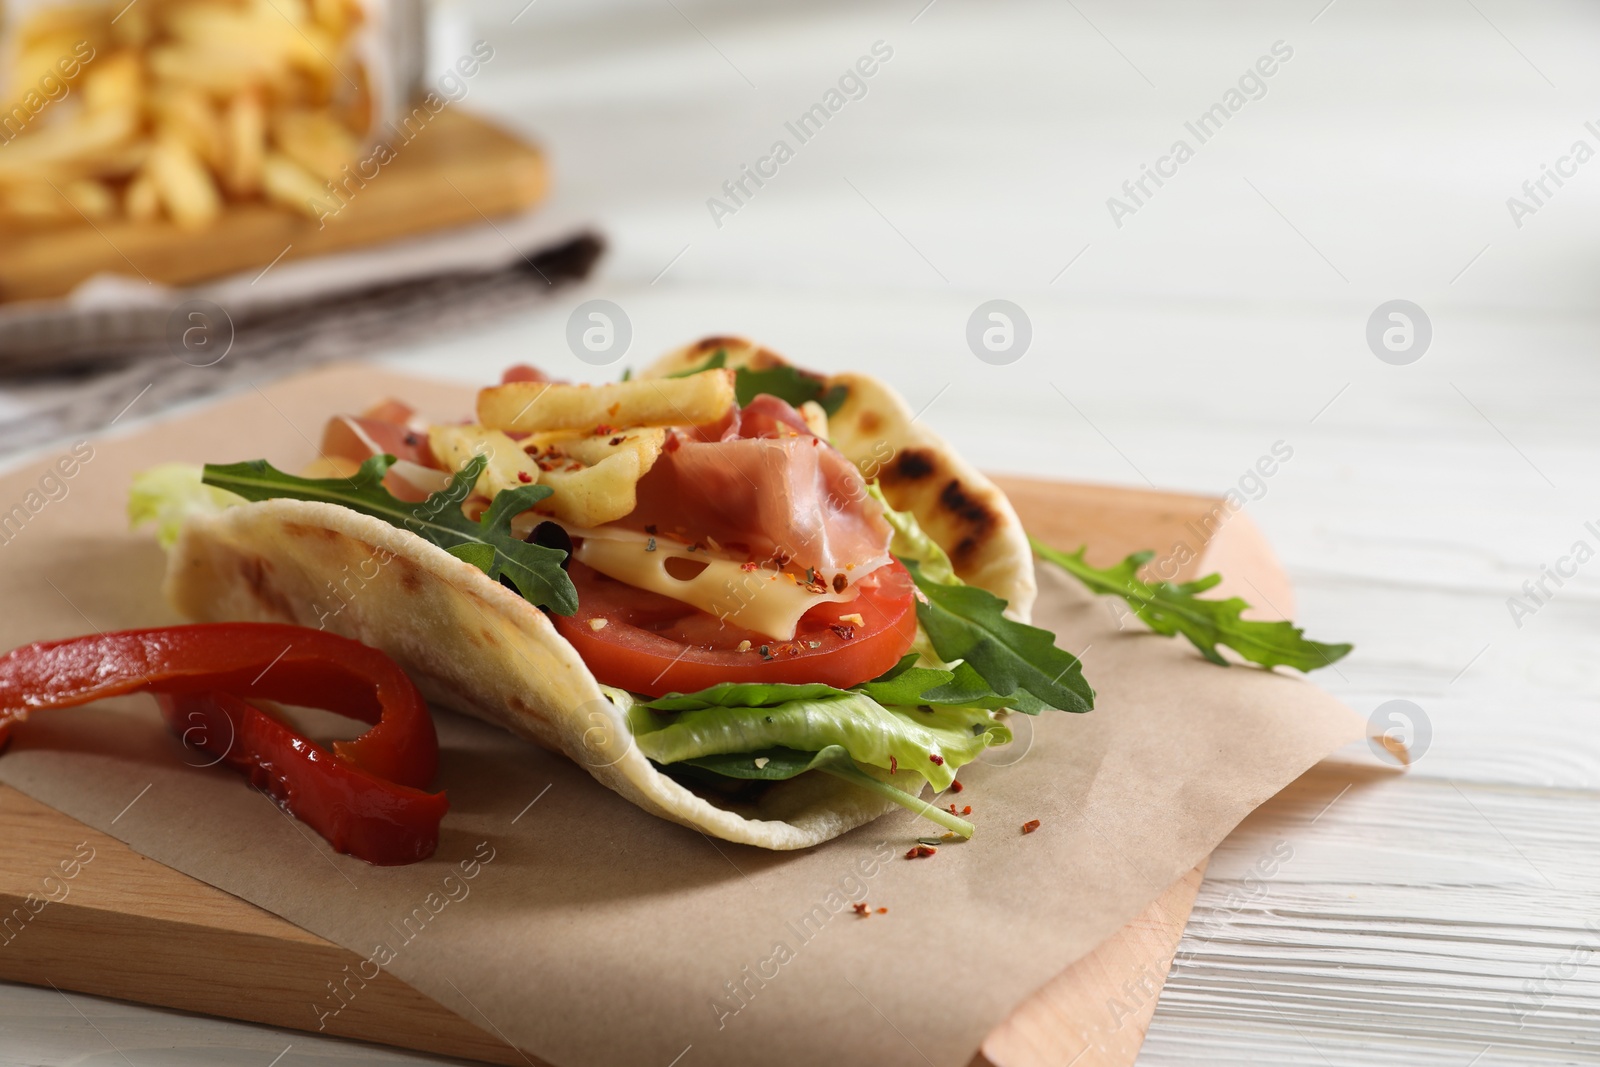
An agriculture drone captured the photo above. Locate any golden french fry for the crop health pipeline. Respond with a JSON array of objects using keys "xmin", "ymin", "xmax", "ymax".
[
  {"xmin": 271, "ymin": 108, "xmax": 357, "ymax": 181},
  {"xmin": 223, "ymin": 91, "xmax": 266, "ymax": 197},
  {"xmin": 148, "ymin": 137, "xmax": 222, "ymax": 230},
  {"xmin": 153, "ymin": 89, "xmax": 225, "ymax": 169},
  {"xmin": 478, "ymin": 372, "xmax": 737, "ymax": 435},
  {"xmin": 428, "ymin": 425, "xmax": 543, "ymax": 501},
  {"xmin": 125, "ymin": 172, "xmax": 160, "ymax": 222},
  {"xmin": 797, "ymin": 400, "xmax": 829, "ymax": 439},
  {"xmin": 260, "ymin": 150, "xmax": 335, "ymax": 219},
  {"xmin": 531, "ymin": 430, "xmax": 669, "ymax": 528},
  {"xmin": 62, "ymin": 178, "xmax": 115, "ymax": 218},
  {"xmin": 0, "ymin": 107, "xmax": 137, "ymax": 178},
  {"xmin": 81, "ymin": 50, "xmax": 141, "ymax": 113}
]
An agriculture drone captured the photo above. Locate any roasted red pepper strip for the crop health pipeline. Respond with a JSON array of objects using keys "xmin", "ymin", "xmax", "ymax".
[
  {"xmin": 0, "ymin": 624, "xmax": 446, "ymax": 866},
  {"xmin": 157, "ymin": 691, "xmax": 447, "ymax": 865}
]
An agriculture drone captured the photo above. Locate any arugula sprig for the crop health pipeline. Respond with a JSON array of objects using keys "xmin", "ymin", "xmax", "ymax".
[
  {"xmin": 670, "ymin": 349, "xmax": 848, "ymax": 415},
  {"xmin": 203, "ymin": 454, "xmax": 579, "ymax": 615},
  {"xmin": 1031, "ymin": 538, "xmax": 1351, "ymax": 672},
  {"xmin": 902, "ymin": 558, "xmax": 1094, "ymax": 714}
]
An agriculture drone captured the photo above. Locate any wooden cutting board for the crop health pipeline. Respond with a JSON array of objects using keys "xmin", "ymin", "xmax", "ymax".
[
  {"xmin": 0, "ymin": 469, "xmax": 1293, "ymax": 1066},
  {"xmin": 0, "ymin": 109, "xmax": 547, "ymax": 304}
]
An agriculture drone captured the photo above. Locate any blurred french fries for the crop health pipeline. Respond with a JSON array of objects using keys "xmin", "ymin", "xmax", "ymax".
[{"xmin": 0, "ymin": 0, "xmax": 372, "ymax": 229}]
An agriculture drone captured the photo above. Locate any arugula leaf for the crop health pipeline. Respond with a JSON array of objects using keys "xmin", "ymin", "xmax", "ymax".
[
  {"xmin": 903, "ymin": 558, "xmax": 1095, "ymax": 714},
  {"xmin": 679, "ymin": 745, "xmax": 975, "ymax": 837},
  {"xmin": 671, "ymin": 349, "xmax": 848, "ymax": 416},
  {"xmin": 1031, "ymin": 538, "xmax": 1352, "ymax": 672},
  {"xmin": 202, "ymin": 454, "xmax": 579, "ymax": 615}
]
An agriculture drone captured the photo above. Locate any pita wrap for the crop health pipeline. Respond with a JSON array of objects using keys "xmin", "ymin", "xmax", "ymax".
[{"xmin": 160, "ymin": 341, "xmax": 1040, "ymax": 849}]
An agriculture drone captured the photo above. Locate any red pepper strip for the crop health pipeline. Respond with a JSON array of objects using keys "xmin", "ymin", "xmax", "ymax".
[
  {"xmin": 0, "ymin": 624, "xmax": 446, "ymax": 866},
  {"xmin": 0, "ymin": 624, "xmax": 435, "ymax": 787},
  {"xmin": 157, "ymin": 691, "xmax": 447, "ymax": 866}
]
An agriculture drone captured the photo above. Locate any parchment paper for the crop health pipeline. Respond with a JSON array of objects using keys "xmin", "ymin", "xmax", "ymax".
[{"xmin": 0, "ymin": 364, "xmax": 1364, "ymax": 1067}]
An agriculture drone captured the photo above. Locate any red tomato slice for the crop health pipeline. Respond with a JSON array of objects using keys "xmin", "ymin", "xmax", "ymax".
[{"xmin": 551, "ymin": 559, "xmax": 918, "ymax": 697}]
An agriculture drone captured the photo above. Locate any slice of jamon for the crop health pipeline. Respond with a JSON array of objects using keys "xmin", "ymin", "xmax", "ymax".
[{"xmin": 620, "ymin": 395, "xmax": 892, "ymax": 584}]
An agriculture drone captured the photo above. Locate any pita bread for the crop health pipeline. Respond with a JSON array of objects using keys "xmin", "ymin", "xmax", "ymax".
[{"xmin": 161, "ymin": 344, "xmax": 1039, "ymax": 848}]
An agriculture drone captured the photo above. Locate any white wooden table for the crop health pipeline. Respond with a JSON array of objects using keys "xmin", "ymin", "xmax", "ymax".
[{"xmin": 4, "ymin": 1, "xmax": 1598, "ymax": 1064}]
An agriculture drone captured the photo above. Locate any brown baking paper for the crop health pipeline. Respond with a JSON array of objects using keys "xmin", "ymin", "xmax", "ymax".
[{"xmin": 0, "ymin": 365, "xmax": 1363, "ymax": 1067}]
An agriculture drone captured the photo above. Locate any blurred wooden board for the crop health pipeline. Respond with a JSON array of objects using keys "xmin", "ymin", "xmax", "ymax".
[
  {"xmin": 0, "ymin": 109, "xmax": 547, "ymax": 304},
  {"xmin": 0, "ymin": 454, "xmax": 1296, "ymax": 1065}
]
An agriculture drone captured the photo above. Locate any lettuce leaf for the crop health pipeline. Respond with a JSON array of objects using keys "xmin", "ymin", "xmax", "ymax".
[
  {"xmin": 629, "ymin": 691, "xmax": 1008, "ymax": 792},
  {"xmin": 680, "ymin": 745, "xmax": 975, "ymax": 837},
  {"xmin": 128, "ymin": 463, "xmax": 245, "ymax": 548},
  {"xmin": 868, "ymin": 481, "xmax": 958, "ymax": 584}
]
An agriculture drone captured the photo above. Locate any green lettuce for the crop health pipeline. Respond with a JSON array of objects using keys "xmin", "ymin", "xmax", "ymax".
[
  {"xmin": 867, "ymin": 481, "xmax": 958, "ymax": 584},
  {"xmin": 629, "ymin": 690, "xmax": 1008, "ymax": 792},
  {"xmin": 681, "ymin": 746, "xmax": 976, "ymax": 837},
  {"xmin": 128, "ymin": 463, "xmax": 245, "ymax": 548}
]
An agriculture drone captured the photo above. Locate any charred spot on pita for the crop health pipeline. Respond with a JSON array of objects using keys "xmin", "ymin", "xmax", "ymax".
[
  {"xmin": 886, "ymin": 448, "xmax": 937, "ymax": 483},
  {"xmin": 938, "ymin": 478, "xmax": 998, "ymax": 560}
]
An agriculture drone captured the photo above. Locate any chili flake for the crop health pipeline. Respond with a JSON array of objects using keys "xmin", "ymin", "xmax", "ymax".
[
  {"xmin": 593, "ymin": 423, "xmax": 614, "ymax": 435},
  {"xmin": 928, "ymin": 753, "xmax": 944, "ymax": 766},
  {"xmin": 832, "ymin": 573, "xmax": 847, "ymax": 593},
  {"xmin": 644, "ymin": 524, "xmax": 658, "ymax": 535},
  {"xmin": 1022, "ymin": 819, "xmax": 1041, "ymax": 835},
  {"xmin": 830, "ymin": 624, "xmax": 856, "ymax": 641},
  {"xmin": 877, "ymin": 907, "xmax": 888, "ymax": 914},
  {"xmin": 950, "ymin": 780, "xmax": 964, "ymax": 794},
  {"xmin": 889, "ymin": 755, "xmax": 898, "ymax": 774},
  {"xmin": 609, "ymin": 436, "xmax": 624, "ymax": 446},
  {"xmin": 852, "ymin": 902, "xmax": 869, "ymax": 917},
  {"xmin": 904, "ymin": 845, "xmax": 937, "ymax": 859},
  {"xmin": 740, "ymin": 561, "xmax": 758, "ymax": 572},
  {"xmin": 517, "ymin": 471, "xmax": 533, "ymax": 483}
]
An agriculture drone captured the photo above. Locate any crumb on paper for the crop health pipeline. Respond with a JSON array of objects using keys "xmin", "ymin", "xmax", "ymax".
[
  {"xmin": 1021, "ymin": 819, "xmax": 1041, "ymax": 835},
  {"xmin": 904, "ymin": 845, "xmax": 937, "ymax": 859}
]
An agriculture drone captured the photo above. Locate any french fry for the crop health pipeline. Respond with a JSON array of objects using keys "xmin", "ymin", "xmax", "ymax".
[
  {"xmin": 478, "ymin": 372, "xmax": 737, "ymax": 435},
  {"xmin": 223, "ymin": 91, "xmax": 266, "ymax": 197},
  {"xmin": 153, "ymin": 88, "xmax": 225, "ymax": 169},
  {"xmin": 261, "ymin": 150, "xmax": 335, "ymax": 219},
  {"xmin": 532, "ymin": 431, "xmax": 669, "ymax": 528},
  {"xmin": 271, "ymin": 108, "xmax": 358, "ymax": 182},
  {"xmin": 125, "ymin": 171, "xmax": 160, "ymax": 222},
  {"xmin": 148, "ymin": 136, "xmax": 222, "ymax": 230},
  {"xmin": 428, "ymin": 425, "xmax": 543, "ymax": 501},
  {"xmin": 0, "ymin": 107, "xmax": 137, "ymax": 178},
  {"xmin": 62, "ymin": 178, "xmax": 114, "ymax": 218},
  {"xmin": 81, "ymin": 50, "xmax": 142, "ymax": 113}
]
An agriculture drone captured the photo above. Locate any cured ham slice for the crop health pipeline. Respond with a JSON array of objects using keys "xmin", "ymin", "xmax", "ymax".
[{"xmin": 621, "ymin": 395, "xmax": 892, "ymax": 584}]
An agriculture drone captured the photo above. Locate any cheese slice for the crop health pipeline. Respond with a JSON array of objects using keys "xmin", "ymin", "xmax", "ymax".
[{"xmin": 572, "ymin": 533, "xmax": 858, "ymax": 642}]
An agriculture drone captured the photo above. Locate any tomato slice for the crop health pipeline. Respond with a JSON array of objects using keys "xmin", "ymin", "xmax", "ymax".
[{"xmin": 551, "ymin": 559, "xmax": 918, "ymax": 697}]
